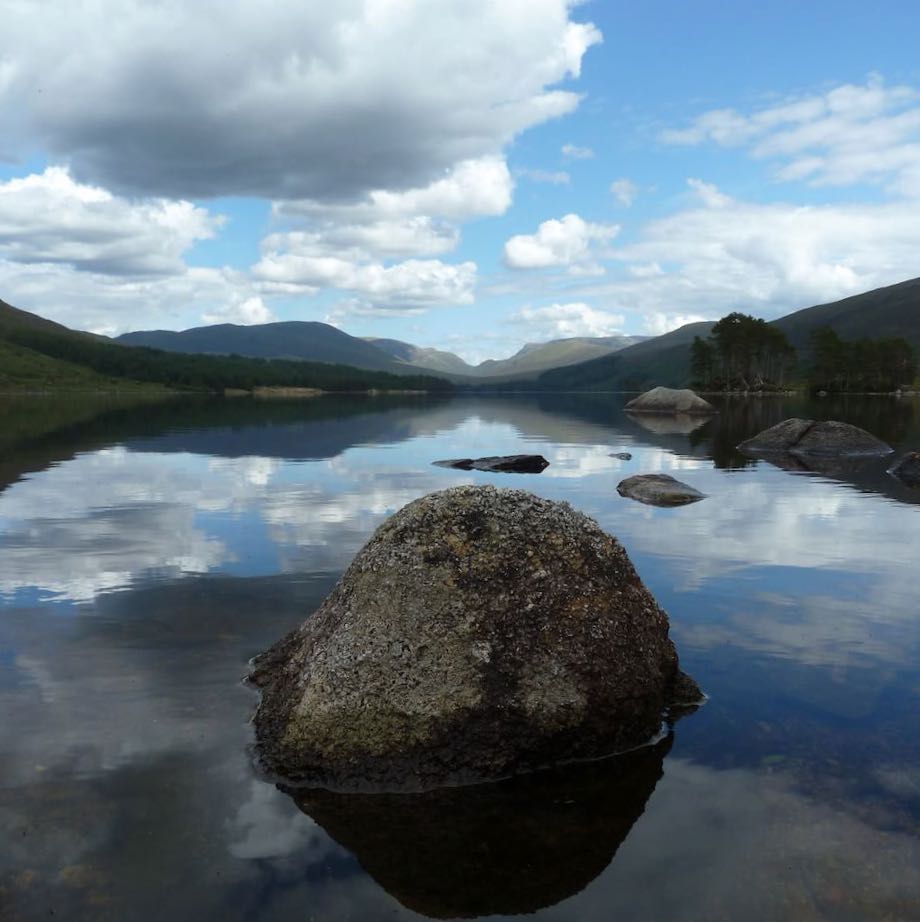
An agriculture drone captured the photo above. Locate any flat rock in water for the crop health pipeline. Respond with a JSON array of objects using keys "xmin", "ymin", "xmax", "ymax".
[
  {"xmin": 250, "ymin": 485, "xmax": 699, "ymax": 790},
  {"xmin": 738, "ymin": 418, "xmax": 893, "ymax": 457},
  {"xmin": 889, "ymin": 451, "xmax": 920, "ymax": 488},
  {"xmin": 625, "ymin": 387, "xmax": 716, "ymax": 415},
  {"xmin": 617, "ymin": 473, "xmax": 706, "ymax": 507},
  {"xmin": 433, "ymin": 454, "xmax": 549, "ymax": 473},
  {"xmin": 610, "ymin": 452, "xmax": 633, "ymax": 460}
]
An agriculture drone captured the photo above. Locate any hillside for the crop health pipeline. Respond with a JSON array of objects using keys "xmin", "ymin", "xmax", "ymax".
[
  {"xmin": 539, "ymin": 278, "xmax": 920, "ymax": 391},
  {"xmin": 0, "ymin": 300, "xmax": 452, "ymax": 393},
  {"xmin": 537, "ymin": 322, "xmax": 716, "ymax": 391},
  {"xmin": 365, "ymin": 338, "xmax": 475, "ymax": 375},
  {"xmin": 773, "ymin": 277, "xmax": 920, "ymax": 353},
  {"xmin": 118, "ymin": 321, "xmax": 425, "ymax": 376}
]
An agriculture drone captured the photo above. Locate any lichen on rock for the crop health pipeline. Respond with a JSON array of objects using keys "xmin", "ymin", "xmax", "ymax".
[{"xmin": 250, "ymin": 485, "xmax": 700, "ymax": 791}]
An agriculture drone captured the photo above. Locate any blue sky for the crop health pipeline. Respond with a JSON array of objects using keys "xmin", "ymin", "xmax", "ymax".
[{"xmin": 1, "ymin": 0, "xmax": 919, "ymax": 362}]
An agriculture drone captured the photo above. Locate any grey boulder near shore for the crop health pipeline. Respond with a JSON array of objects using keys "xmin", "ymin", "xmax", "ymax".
[
  {"xmin": 625, "ymin": 386, "xmax": 717, "ymax": 415},
  {"xmin": 617, "ymin": 473, "xmax": 706, "ymax": 507},
  {"xmin": 738, "ymin": 418, "xmax": 894, "ymax": 458},
  {"xmin": 250, "ymin": 485, "xmax": 700, "ymax": 791}
]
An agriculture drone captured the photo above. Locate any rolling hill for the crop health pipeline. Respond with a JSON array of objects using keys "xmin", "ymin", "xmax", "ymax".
[{"xmin": 118, "ymin": 321, "xmax": 424, "ymax": 375}]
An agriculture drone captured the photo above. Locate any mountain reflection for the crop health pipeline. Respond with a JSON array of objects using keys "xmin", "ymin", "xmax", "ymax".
[{"xmin": 285, "ymin": 736, "xmax": 671, "ymax": 918}]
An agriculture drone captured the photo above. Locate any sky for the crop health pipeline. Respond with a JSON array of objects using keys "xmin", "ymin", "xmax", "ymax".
[{"xmin": 1, "ymin": 0, "xmax": 919, "ymax": 363}]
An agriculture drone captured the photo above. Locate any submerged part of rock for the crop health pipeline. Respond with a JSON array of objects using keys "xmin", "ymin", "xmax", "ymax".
[
  {"xmin": 617, "ymin": 473, "xmax": 706, "ymax": 507},
  {"xmin": 889, "ymin": 451, "xmax": 920, "ymax": 488},
  {"xmin": 250, "ymin": 485, "xmax": 699, "ymax": 791},
  {"xmin": 286, "ymin": 735, "xmax": 671, "ymax": 918},
  {"xmin": 625, "ymin": 386, "xmax": 717, "ymax": 415},
  {"xmin": 433, "ymin": 454, "xmax": 549, "ymax": 473},
  {"xmin": 738, "ymin": 418, "xmax": 893, "ymax": 458}
]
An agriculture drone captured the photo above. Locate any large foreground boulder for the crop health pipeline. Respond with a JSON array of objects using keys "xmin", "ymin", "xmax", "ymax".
[
  {"xmin": 250, "ymin": 485, "xmax": 700, "ymax": 791},
  {"xmin": 738, "ymin": 418, "xmax": 893, "ymax": 457},
  {"xmin": 625, "ymin": 386, "xmax": 716, "ymax": 415}
]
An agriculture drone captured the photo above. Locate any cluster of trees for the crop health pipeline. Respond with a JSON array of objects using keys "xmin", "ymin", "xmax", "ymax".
[
  {"xmin": 809, "ymin": 327, "xmax": 916, "ymax": 393},
  {"xmin": 690, "ymin": 313, "xmax": 796, "ymax": 391},
  {"xmin": 2, "ymin": 327, "xmax": 454, "ymax": 393}
]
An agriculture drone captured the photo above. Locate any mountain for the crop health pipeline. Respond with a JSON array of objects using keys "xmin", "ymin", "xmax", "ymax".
[
  {"xmin": 368, "ymin": 334, "xmax": 646, "ymax": 379},
  {"xmin": 539, "ymin": 277, "xmax": 920, "ymax": 391},
  {"xmin": 117, "ymin": 321, "xmax": 424, "ymax": 375},
  {"xmin": 364, "ymin": 338, "xmax": 475, "ymax": 376},
  {"xmin": 538, "ymin": 322, "xmax": 716, "ymax": 391},
  {"xmin": 0, "ymin": 300, "xmax": 452, "ymax": 393}
]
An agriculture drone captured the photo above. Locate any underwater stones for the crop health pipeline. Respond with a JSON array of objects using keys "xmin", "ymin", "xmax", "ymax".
[
  {"xmin": 250, "ymin": 485, "xmax": 699, "ymax": 790},
  {"xmin": 617, "ymin": 473, "xmax": 706, "ymax": 507},
  {"xmin": 738, "ymin": 418, "xmax": 894, "ymax": 458},
  {"xmin": 625, "ymin": 387, "xmax": 716, "ymax": 415}
]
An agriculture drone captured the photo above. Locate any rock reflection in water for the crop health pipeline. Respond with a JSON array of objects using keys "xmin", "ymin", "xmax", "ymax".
[
  {"xmin": 283, "ymin": 735, "xmax": 671, "ymax": 919},
  {"xmin": 628, "ymin": 413, "xmax": 710, "ymax": 436}
]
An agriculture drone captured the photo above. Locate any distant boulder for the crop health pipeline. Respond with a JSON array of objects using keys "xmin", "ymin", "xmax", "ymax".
[
  {"xmin": 738, "ymin": 419, "xmax": 893, "ymax": 458},
  {"xmin": 625, "ymin": 387, "xmax": 716, "ymax": 415},
  {"xmin": 889, "ymin": 451, "xmax": 920, "ymax": 488},
  {"xmin": 250, "ymin": 485, "xmax": 700, "ymax": 791},
  {"xmin": 617, "ymin": 474, "xmax": 706, "ymax": 507},
  {"xmin": 433, "ymin": 454, "xmax": 549, "ymax": 473}
]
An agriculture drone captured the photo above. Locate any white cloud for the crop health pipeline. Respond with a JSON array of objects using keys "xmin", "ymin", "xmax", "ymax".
[
  {"xmin": 0, "ymin": 166, "xmax": 221, "ymax": 276},
  {"xmin": 611, "ymin": 178, "xmax": 639, "ymax": 206},
  {"xmin": 644, "ymin": 312, "xmax": 710, "ymax": 335},
  {"xmin": 504, "ymin": 213, "xmax": 619, "ymax": 272},
  {"xmin": 0, "ymin": 2, "xmax": 600, "ymax": 200},
  {"xmin": 202, "ymin": 296, "xmax": 276, "ymax": 327},
  {"xmin": 511, "ymin": 302, "xmax": 625, "ymax": 338},
  {"xmin": 662, "ymin": 76, "xmax": 920, "ymax": 196},
  {"xmin": 562, "ymin": 142, "xmax": 595, "ymax": 160},
  {"xmin": 254, "ymin": 234, "xmax": 476, "ymax": 310}
]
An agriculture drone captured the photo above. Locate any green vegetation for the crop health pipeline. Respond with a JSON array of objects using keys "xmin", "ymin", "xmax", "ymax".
[
  {"xmin": 808, "ymin": 327, "xmax": 916, "ymax": 393},
  {"xmin": 0, "ymin": 300, "xmax": 453, "ymax": 394},
  {"xmin": 690, "ymin": 313, "xmax": 796, "ymax": 390}
]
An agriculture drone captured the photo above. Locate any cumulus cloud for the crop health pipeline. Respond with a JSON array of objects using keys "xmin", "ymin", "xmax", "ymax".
[
  {"xmin": 662, "ymin": 75, "xmax": 920, "ymax": 196},
  {"xmin": 511, "ymin": 302, "xmax": 625, "ymax": 338},
  {"xmin": 0, "ymin": 167, "xmax": 221, "ymax": 276},
  {"xmin": 504, "ymin": 213, "xmax": 619, "ymax": 273},
  {"xmin": 202, "ymin": 296, "xmax": 276, "ymax": 327},
  {"xmin": 0, "ymin": 2, "xmax": 600, "ymax": 200},
  {"xmin": 610, "ymin": 178, "xmax": 639, "ymax": 206},
  {"xmin": 562, "ymin": 143, "xmax": 595, "ymax": 160}
]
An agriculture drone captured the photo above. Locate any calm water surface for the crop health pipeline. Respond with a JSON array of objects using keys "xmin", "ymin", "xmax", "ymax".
[{"xmin": 1, "ymin": 393, "xmax": 919, "ymax": 921}]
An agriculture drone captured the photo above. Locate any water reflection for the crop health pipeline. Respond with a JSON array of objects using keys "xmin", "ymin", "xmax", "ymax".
[
  {"xmin": 1, "ymin": 393, "xmax": 920, "ymax": 921},
  {"xmin": 287, "ymin": 738, "xmax": 670, "ymax": 918}
]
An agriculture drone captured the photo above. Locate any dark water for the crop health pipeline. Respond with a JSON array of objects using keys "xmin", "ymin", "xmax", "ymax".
[{"xmin": 1, "ymin": 393, "xmax": 919, "ymax": 921}]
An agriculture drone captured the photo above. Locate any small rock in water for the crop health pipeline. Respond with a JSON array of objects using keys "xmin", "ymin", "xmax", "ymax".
[
  {"xmin": 617, "ymin": 473, "xmax": 706, "ymax": 507},
  {"xmin": 250, "ymin": 485, "xmax": 699, "ymax": 790},
  {"xmin": 433, "ymin": 454, "xmax": 549, "ymax": 473},
  {"xmin": 610, "ymin": 452, "xmax": 633, "ymax": 460}
]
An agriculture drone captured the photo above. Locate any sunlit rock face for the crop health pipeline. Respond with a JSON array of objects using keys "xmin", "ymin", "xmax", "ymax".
[
  {"xmin": 738, "ymin": 418, "xmax": 893, "ymax": 458},
  {"xmin": 625, "ymin": 387, "xmax": 716, "ymax": 415},
  {"xmin": 286, "ymin": 736, "xmax": 671, "ymax": 918},
  {"xmin": 250, "ymin": 485, "xmax": 699, "ymax": 790}
]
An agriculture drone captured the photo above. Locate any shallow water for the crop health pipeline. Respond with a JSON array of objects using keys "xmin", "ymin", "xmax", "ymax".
[{"xmin": 1, "ymin": 392, "xmax": 919, "ymax": 921}]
